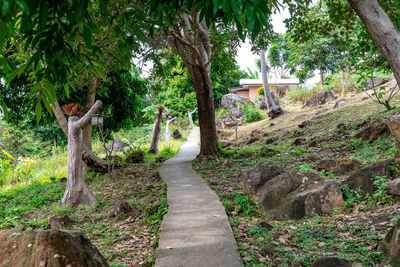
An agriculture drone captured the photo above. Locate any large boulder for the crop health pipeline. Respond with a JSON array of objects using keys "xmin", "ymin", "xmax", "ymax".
[
  {"xmin": 378, "ymin": 218, "xmax": 400, "ymax": 266},
  {"xmin": 244, "ymin": 166, "xmax": 344, "ymax": 220},
  {"xmin": 241, "ymin": 164, "xmax": 285, "ymax": 197},
  {"xmin": 316, "ymin": 158, "xmax": 362, "ymax": 175},
  {"xmin": 216, "ymin": 115, "xmax": 237, "ymax": 129},
  {"xmin": 309, "ymin": 257, "xmax": 352, "ymax": 267},
  {"xmin": 355, "ymin": 118, "xmax": 388, "ymax": 142},
  {"xmin": 221, "ymin": 93, "xmax": 252, "ymax": 118},
  {"xmin": 343, "ymin": 159, "xmax": 392, "ymax": 196},
  {"xmin": 386, "ymin": 178, "xmax": 400, "ymax": 195},
  {"xmin": 0, "ymin": 227, "xmax": 108, "ymax": 267},
  {"xmin": 107, "ymin": 138, "xmax": 126, "ymax": 152},
  {"xmin": 259, "ymin": 171, "xmax": 343, "ymax": 220},
  {"xmin": 303, "ymin": 90, "xmax": 336, "ymax": 108},
  {"xmin": 367, "ymin": 77, "xmax": 391, "ymax": 89},
  {"xmin": 387, "ymin": 114, "xmax": 400, "ymax": 142}
]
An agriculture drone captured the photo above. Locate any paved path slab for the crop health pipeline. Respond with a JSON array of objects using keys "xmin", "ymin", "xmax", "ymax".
[{"xmin": 155, "ymin": 127, "xmax": 242, "ymax": 267}]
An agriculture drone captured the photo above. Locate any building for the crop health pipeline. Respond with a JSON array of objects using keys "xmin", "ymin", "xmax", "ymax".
[{"xmin": 230, "ymin": 78, "xmax": 300, "ymax": 100}]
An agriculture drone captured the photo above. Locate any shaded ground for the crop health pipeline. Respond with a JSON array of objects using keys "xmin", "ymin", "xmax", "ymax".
[{"xmin": 194, "ymin": 89, "xmax": 400, "ymax": 266}]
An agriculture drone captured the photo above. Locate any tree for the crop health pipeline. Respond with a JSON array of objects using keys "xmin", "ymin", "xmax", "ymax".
[
  {"xmin": 61, "ymin": 100, "xmax": 102, "ymax": 208},
  {"xmin": 147, "ymin": 106, "xmax": 165, "ymax": 154},
  {"xmin": 268, "ymin": 34, "xmax": 292, "ymax": 79},
  {"xmin": 347, "ymin": 0, "xmax": 400, "ymax": 88},
  {"xmin": 149, "ymin": 0, "xmax": 306, "ymax": 156},
  {"xmin": 260, "ymin": 50, "xmax": 282, "ymax": 118}
]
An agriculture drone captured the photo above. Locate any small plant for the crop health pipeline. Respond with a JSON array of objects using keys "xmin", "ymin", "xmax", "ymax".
[
  {"xmin": 371, "ymin": 175, "xmax": 393, "ymax": 204},
  {"xmin": 318, "ymin": 169, "xmax": 335, "ymax": 179},
  {"xmin": 300, "ymin": 163, "xmax": 313, "ymax": 172},
  {"xmin": 342, "ymin": 185, "xmax": 363, "ymax": 210}
]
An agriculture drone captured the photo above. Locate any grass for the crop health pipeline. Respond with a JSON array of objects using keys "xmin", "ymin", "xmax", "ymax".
[{"xmin": 0, "ymin": 123, "xmax": 188, "ymax": 266}]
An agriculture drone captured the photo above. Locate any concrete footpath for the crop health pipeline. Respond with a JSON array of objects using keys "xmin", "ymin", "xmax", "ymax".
[{"xmin": 155, "ymin": 127, "xmax": 243, "ymax": 267}]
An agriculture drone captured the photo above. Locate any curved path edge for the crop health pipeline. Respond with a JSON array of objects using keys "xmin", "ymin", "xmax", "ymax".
[{"xmin": 155, "ymin": 127, "xmax": 243, "ymax": 267}]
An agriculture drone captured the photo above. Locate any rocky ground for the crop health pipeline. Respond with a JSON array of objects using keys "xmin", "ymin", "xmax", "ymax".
[{"xmin": 195, "ymin": 86, "xmax": 400, "ymax": 266}]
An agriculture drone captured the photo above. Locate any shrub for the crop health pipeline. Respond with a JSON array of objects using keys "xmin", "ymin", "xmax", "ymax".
[
  {"xmin": 238, "ymin": 103, "xmax": 264, "ymax": 123},
  {"xmin": 287, "ymin": 85, "xmax": 324, "ymax": 104}
]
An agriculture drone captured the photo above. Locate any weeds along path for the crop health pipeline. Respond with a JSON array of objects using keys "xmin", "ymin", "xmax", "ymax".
[{"xmin": 155, "ymin": 127, "xmax": 242, "ymax": 267}]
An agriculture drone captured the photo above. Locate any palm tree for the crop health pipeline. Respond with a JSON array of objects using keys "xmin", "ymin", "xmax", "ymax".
[{"xmin": 260, "ymin": 50, "xmax": 282, "ymax": 118}]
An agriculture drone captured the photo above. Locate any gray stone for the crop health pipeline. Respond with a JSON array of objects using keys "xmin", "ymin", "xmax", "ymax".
[
  {"xmin": 107, "ymin": 138, "xmax": 126, "ymax": 152},
  {"xmin": 377, "ymin": 217, "xmax": 400, "ymax": 266},
  {"xmin": 367, "ymin": 77, "xmax": 391, "ymax": 89},
  {"xmin": 257, "ymin": 169, "xmax": 343, "ymax": 220},
  {"xmin": 310, "ymin": 257, "xmax": 352, "ymax": 267},
  {"xmin": 386, "ymin": 179, "xmax": 400, "ymax": 195},
  {"xmin": 0, "ymin": 228, "xmax": 108, "ymax": 267},
  {"xmin": 48, "ymin": 214, "xmax": 72, "ymax": 230},
  {"xmin": 303, "ymin": 90, "xmax": 336, "ymax": 108},
  {"xmin": 343, "ymin": 159, "xmax": 392, "ymax": 196},
  {"xmin": 333, "ymin": 98, "xmax": 347, "ymax": 109},
  {"xmin": 241, "ymin": 164, "xmax": 285, "ymax": 197},
  {"xmin": 221, "ymin": 93, "xmax": 252, "ymax": 118}
]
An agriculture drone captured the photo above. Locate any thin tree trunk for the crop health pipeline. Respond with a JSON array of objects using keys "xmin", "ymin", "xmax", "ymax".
[
  {"xmin": 260, "ymin": 50, "xmax": 282, "ymax": 118},
  {"xmin": 188, "ymin": 108, "xmax": 197, "ymax": 126},
  {"xmin": 165, "ymin": 117, "xmax": 176, "ymax": 141},
  {"xmin": 348, "ymin": 0, "xmax": 400, "ymax": 87},
  {"xmin": 61, "ymin": 100, "xmax": 102, "ymax": 208},
  {"xmin": 147, "ymin": 110, "xmax": 163, "ymax": 154},
  {"xmin": 82, "ymin": 78, "xmax": 97, "ymax": 151},
  {"xmin": 320, "ymin": 69, "xmax": 325, "ymax": 90},
  {"xmin": 50, "ymin": 99, "xmax": 109, "ymax": 173}
]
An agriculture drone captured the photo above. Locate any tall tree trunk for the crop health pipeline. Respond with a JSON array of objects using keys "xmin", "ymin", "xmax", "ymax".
[
  {"xmin": 61, "ymin": 100, "xmax": 102, "ymax": 208},
  {"xmin": 50, "ymin": 99, "xmax": 109, "ymax": 173},
  {"xmin": 147, "ymin": 110, "xmax": 163, "ymax": 154},
  {"xmin": 82, "ymin": 78, "xmax": 97, "ymax": 151},
  {"xmin": 348, "ymin": 0, "xmax": 400, "ymax": 86},
  {"xmin": 171, "ymin": 11, "xmax": 219, "ymax": 156},
  {"xmin": 320, "ymin": 69, "xmax": 325, "ymax": 90},
  {"xmin": 260, "ymin": 50, "xmax": 282, "ymax": 118}
]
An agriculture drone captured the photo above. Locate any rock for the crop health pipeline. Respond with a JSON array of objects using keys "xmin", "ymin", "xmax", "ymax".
[
  {"xmin": 334, "ymin": 98, "xmax": 347, "ymax": 109},
  {"xmin": 107, "ymin": 138, "xmax": 126, "ymax": 152},
  {"xmin": 240, "ymin": 136, "xmax": 259, "ymax": 147},
  {"xmin": 377, "ymin": 217, "xmax": 400, "ymax": 266},
  {"xmin": 258, "ymin": 221, "xmax": 273, "ymax": 230},
  {"xmin": 109, "ymin": 201, "xmax": 136, "ymax": 218},
  {"xmin": 316, "ymin": 158, "xmax": 362, "ymax": 175},
  {"xmin": 216, "ymin": 115, "xmax": 237, "ymax": 128},
  {"xmin": 292, "ymin": 137, "xmax": 306, "ymax": 146},
  {"xmin": 220, "ymin": 140, "xmax": 231, "ymax": 148},
  {"xmin": 332, "ymin": 158, "xmax": 362, "ymax": 175},
  {"xmin": 269, "ymin": 122, "xmax": 275, "ymax": 127},
  {"xmin": 0, "ymin": 228, "xmax": 108, "ymax": 267},
  {"xmin": 241, "ymin": 164, "xmax": 285, "ymax": 197},
  {"xmin": 298, "ymin": 120, "xmax": 311, "ymax": 128},
  {"xmin": 309, "ymin": 149, "xmax": 331, "ymax": 161},
  {"xmin": 367, "ymin": 77, "xmax": 391, "ymax": 89},
  {"xmin": 125, "ymin": 150, "xmax": 145, "ymax": 163},
  {"xmin": 277, "ymin": 129, "xmax": 288, "ymax": 139},
  {"xmin": 48, "ymin": 214, "xmax": 72, "ymax": 230},
  {"xmin": 315, "ymin": 109, "xmax": 328, "ymax": 115},
  {"xmin": 304, "ymin": 180, "xmax": 344, "ymax": 217},
  {"xmin": 221, "ymin": 93, "xmax": 252, "ymax": 118},
  {"xmin": 251, "ymin": 129, "xmax": 261, "ymax": 138},
  {"xmin": 256, "ymin": 168, "xmax": 343, "ymax": 220},
  {"xmin": 264, "ymin": 136, "xmax": 278, "ymax": 144},
  {"xmin": 310, "ymin": 257, "xmax": 352, "ymax": 267},
  {"xmin": 386, "ymin": 179, "xmax": 400, "ymax": 195},
  {"xmin": 156, "ymin": 156, "xmax": 166, "ymax": 163},
  {"xmin": 303, "ymin": 91, "xmax": 336, "ymax": 108},
  {"xmin": 172, "ymin": 129, "xmax": 182, "ymax": 139},
  {"xmin": 343, "ymin": 159, "xmax": 392, "ymax": 196},
  {"xmin": 58, "ymin": 177, "xmax": 67, "ymax": 183},
  {"xmin": 355, "ymin": 118, "xmax": 388, "ymax": 142},
  {"xmin": 387, "ymin": 114, "xmax": 400, "ymax": 142},
  {"xmin": 258, "ymin": 101, "xmax": 268, "ymax": 110}
]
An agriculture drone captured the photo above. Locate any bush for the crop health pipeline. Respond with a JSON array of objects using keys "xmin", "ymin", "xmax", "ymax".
[
  {"xmin": 257, "ymin": 86, "xmax": 264, "ymax": 95},
  {"xmin": 287, "ymin": 85, "xmax": 324, "ymax": 104},
  {"xmin": 238, "ymin": 103, "xmax": 264, "ymax": 123}
]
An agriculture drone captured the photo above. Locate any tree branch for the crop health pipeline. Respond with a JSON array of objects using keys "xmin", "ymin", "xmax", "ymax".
[{"xmin": 76, "ymin": 100, "xmax": 102, "ymax": 129}]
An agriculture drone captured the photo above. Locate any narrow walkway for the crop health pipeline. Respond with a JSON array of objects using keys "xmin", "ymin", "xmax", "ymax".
[{"xmin": 155, "ymin": 127, "xmax": 242, "ymax": 267}]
